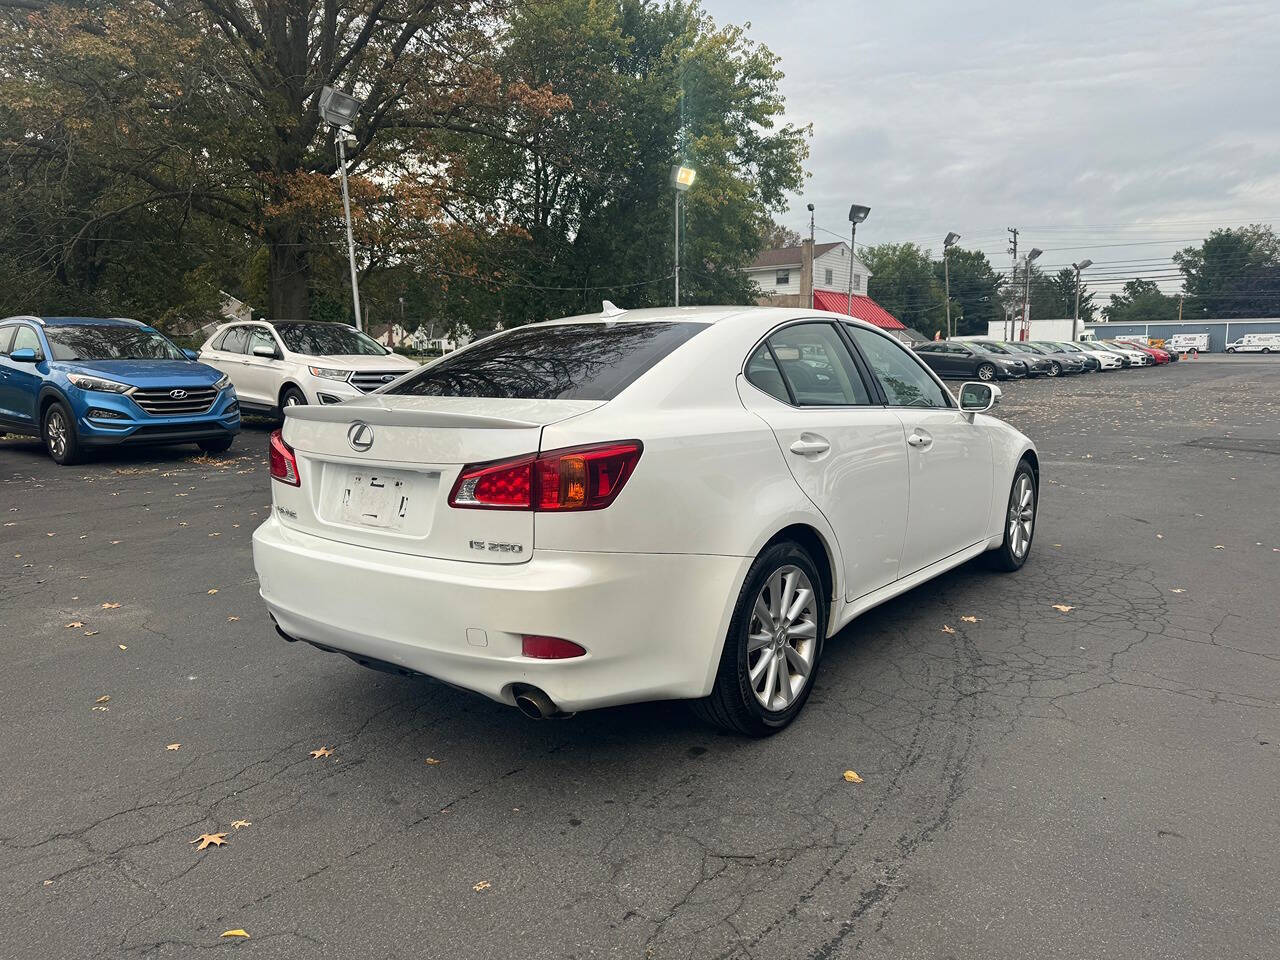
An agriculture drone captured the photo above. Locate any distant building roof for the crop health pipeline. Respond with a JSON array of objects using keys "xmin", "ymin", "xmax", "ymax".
[
  {"xmin": 812, "ymin": 290, "xmax": 906, "ymax": 331},
  {"xmin": 748, "ymin": 242, "xmax": 842, "ymax": 270}
]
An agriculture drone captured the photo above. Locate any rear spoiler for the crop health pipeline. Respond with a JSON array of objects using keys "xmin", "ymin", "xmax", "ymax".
[{"xmin": 285, "ymin": 405, "xmax": 540, "ymax": 430}]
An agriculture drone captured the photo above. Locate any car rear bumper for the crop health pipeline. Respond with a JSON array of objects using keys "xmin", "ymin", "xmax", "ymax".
[{"xmin": 252, "ymin": 517, "xmax": 751, "ymax": 712}]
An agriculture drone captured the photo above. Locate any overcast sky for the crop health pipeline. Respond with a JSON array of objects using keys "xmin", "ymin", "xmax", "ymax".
[{"xmin": 700, "ymin": 0, "xmax": 1280, "ymax": 294}]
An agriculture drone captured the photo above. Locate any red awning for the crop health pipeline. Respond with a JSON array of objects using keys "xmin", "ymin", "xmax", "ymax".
[{"xmin": 812, "ymin": 290, "xmax": 906, "ymax": 330}]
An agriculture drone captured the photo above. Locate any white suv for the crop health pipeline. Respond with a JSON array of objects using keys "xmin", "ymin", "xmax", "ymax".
[
  {"xmin": 1225, "ymin": 333, "xmax": 1280, "ymax": 354},
  {"xmin": 198, "ymin": 321, "xmax": 418, "ymax": 413}
]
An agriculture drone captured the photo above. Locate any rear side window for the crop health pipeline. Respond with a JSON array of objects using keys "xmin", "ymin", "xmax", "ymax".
[
  {"xmin": 0, "ymin": 325, "xmax": 14, "ymax": 355},
  {"xmin": 219, "ymin": 327, "xmax": 249, "ymax": 354},
  {"xmin": 760, "ymin": 322, "xmax": 872, "ymax": 406},
  {"xmin": 387, "ymin": 322, "xmax": 705, "ymax": 401}
]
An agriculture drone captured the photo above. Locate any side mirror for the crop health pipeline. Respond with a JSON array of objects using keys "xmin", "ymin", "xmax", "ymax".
[
  {"xmin": 959, "ymin": 381, "xmax": 1000, "ymax": 415},
  {"xmin": 252, "ymin": 345, "xmax": 278, "ymax": 359},
  {"xmin": 182, "ymin": 348, "xmax": 200, "ymax": 361},
  {"xmin": 10, "ymin": 347, "xmax": 40, "ymax": 363}
]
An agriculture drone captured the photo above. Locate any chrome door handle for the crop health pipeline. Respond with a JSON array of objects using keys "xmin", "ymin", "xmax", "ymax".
[
  {"xmin": 789, "ymin": 437, "xmax": 830, "ymax": 456},
  {"xmin": 907, "ymin": 432, "xmax": 932, "ymax": 448}
]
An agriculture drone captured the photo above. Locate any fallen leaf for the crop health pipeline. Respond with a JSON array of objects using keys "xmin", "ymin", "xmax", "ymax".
[
  {"xmin": 95, "ymin": 695, "xmax": 110, "ymax": 703},
  {"xmin": 166, "ymin": 743, "xmax": 181, "ymax": 751},
  {"xmin": 1155, "ymin": 533, "xmax": 1164, "ymax": 539},
  {"xmin": 117, "ymin": 644, "xmax": 127, "ymax": 651},
  {"xmin": 941, "ymin": 625, "xmax": 956, "ymax": 635},
  {"xmin": 1171, "ymin": 588, "xmax": 1186, "ymax": 594},
  {"xmin": 227, "ymin": 616, "xmax": 240, "ymax": 622},
  {"xmin": 1051, "ymin": 604, "xmax": 1074, "ymax": 613},
  {"xmin": 220, "ymin": 929, "xmax": 249, "ymax": 939},
  {"xmin": 207, "ymin": 588, "xmax": 218, "ymax": 595},
  {"xmin": 424, "ymin": 757, "xmax": 442, "ymax": 765},
  {"xmin": 842, "ymin": 770, "xmax": 863, "ymax": 783},
  {"xmin": 231, "ymin": 819, "xmax": 251, "ymax": 830},
  {"xmin": 84, "ymin": 631, "xmax": 98, "ymax": 637},
  {"xmin": 101, "ymin": 602, "xmax": 121, "ymax": 609},
  {"xmin": 110, "ymin": 540, "xmax": 121, "ymax": 545},
  {"xmin": 309, "ymin": 747, "xmax": 334, "ymax": 759},
  {"xmin": 190, "ymin": 832, "xmax": 227, "ymax": 851},
  {"xmin": 473, "ymin": 880, "xmax": 491, "ymax": 892},
  {"xmin": 961, "ymin": 615, "xmax": 980, "ymax": 623},
  {"xmin": 65, "ymin": 621, "xmax": 84, "ymax": 629},
  {"xmin": 1213, "ymin": 545, "xmax": 1225, "ymax": 550}
]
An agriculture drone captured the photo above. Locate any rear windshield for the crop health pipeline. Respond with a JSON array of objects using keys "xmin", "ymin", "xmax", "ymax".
[{"xmin": 385, "ymin": 321, "xmax": 706, "ymax": 401}]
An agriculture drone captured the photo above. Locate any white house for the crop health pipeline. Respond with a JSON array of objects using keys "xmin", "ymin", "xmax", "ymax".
[{"xmin": 745, "ymin": 241, "xmax": 872, "ymax": 298}]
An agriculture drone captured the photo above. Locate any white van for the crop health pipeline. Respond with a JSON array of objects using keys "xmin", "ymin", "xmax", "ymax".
[
  {"xmin": 1164, "ymin": 334, "xmax": 1209, "ymax": 353},
  {"xmin": 1225, "ymin": 333, "xmax": 1280, "ymax": 354}
]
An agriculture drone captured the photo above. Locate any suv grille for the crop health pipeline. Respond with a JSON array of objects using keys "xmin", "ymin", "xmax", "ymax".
[
  {"xmin": 350, "ymin": 371, "xmax": 406, "ymax": 393},
  {"xmin": 130, "ymin": 386, "xmax": 218, "ymax": 416}
]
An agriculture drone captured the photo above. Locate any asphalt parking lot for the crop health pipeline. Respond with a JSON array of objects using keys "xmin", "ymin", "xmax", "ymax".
[{"xmin": 2, "ymin": 356, "xmax": 1278, "ymax": 960}]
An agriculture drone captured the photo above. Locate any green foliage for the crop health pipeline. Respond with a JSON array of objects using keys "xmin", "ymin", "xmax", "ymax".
[
  {"xmin": 862, "ymin": 243, "xmax": 947, "ymax": 336},
  {"xmin": 1174, "ymin": 225, "xmax": 1280, "ymax": 318},
  {"xmin": 936, "ymin": 248, "xmax": 1005, "ymax": 335},
  {"xmin": 1103, "ymin": 280, "xmax": 1180, "ymax": 324}
]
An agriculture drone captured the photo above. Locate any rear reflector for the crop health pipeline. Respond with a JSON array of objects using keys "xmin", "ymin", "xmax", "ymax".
[
  {"xmin": 268, "ymin": 429, "xmax": 300, "ymax": 486},
  {"xmin": 521, "ymin": 635, "xmax": 586, "ymax": 659},
  {"xmin": 449, "ymin": 441, "xmax": 642, "ymax": 511}
]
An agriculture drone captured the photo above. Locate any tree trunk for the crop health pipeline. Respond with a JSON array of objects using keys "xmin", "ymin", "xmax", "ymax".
[{"xmin": 268, "ymin": 222, "xmax": 309, "ymax": 321}]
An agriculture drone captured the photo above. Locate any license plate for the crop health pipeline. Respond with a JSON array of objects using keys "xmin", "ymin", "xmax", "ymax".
[{"xmin": 340, "ymin": 471, "xmax": 410, "ymax": 529}]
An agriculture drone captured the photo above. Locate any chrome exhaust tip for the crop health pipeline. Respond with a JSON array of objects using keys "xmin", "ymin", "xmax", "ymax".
[{"xmin": 512, "ymin": 686, "xmax": 573, "ymax": 720}]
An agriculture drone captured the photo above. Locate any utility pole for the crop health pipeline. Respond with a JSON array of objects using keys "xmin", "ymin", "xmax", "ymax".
[
  {"xmin": 1178, "ymin": 294, "xmax": 1184, "ymax": 322},
  {"xmin": 1006, "ymin": 227, "xmax": 1019, "ymax": 339},
  {"xmin": 943, "ymin": 232, "xmax": 960, "ymax": 338},
  {"xmin": 1072, "ymin": 260, "xmax": 1092, "ymax": 341}
]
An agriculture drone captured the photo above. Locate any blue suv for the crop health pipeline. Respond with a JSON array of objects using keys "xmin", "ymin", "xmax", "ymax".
[{"xmin": 0, "ymin": 316, "xmax": 240, "ymax": 465}]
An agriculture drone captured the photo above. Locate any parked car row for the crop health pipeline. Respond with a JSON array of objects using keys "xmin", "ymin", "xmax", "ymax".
[{"xmin": 912, "ymin": 336, "xmax": 1177, "ymax": 380}]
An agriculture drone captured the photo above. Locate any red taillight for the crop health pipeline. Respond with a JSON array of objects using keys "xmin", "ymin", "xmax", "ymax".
[
  {"xmin": 268, "ymin": 429, "xmax": 300, "ymax": 486},
  {"xmin": 449, "ymin": 441, "xmax": 642, "ymax": 511},
  {"xmin": 521, "ymin": 635, "xmax": 586, "ymax": 659}
]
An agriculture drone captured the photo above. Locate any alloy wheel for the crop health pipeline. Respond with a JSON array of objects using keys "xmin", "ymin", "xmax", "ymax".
[
  {"xmin": 977, "ymin": 364, "xmax": 995, "ymax": 381},
  {"xmin": 1008, "ymin": 473, "xmax": 1035, "ymax": 559},
  {"xmin": 746, "ymin": 565, "xmax": 818, "ymax": 711},
  {"xmin": 46, "ymin": 409, "xmax": 68, "ymax": 459}
]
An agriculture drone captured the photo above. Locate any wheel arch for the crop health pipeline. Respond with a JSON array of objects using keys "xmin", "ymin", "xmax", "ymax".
[
  {"xmin": 277, "ymin": 381, "xmax": 306, "ymax": 408},
  {"xmin": 37, "ymin": 385, "xmax": 72, "ymax": 422},
  {"xmin": 761, "ymin": 523, "xmax": 837, "ymax": 614}
]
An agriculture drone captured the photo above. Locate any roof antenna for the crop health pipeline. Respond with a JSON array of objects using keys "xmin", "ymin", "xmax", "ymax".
[{"xmin": 601, "ymin": 300, "xmax": 626, "ymax": 318}]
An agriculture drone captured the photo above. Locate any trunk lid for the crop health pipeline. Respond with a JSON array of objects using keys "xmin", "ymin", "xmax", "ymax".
[{"xmin": 276, "ymin": 395, "xmax": 603, "ymax": 563}]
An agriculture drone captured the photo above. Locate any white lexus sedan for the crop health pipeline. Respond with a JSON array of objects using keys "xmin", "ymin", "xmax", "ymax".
[{"xmin": 253, "ymin": 307, "xmax": 1039, "ymax": 736}]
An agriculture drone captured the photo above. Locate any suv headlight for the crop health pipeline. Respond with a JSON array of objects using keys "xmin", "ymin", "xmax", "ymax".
[
  {"xmin": 213, "ymin": 373, "xmax": 231, "ymax": 390},
  {"xmin": 67, "ymin": 373, "xmax": 131, "ymax": 394},
  {"xmin": 308, "ymin": 366, "xmax": 352, "ymax": 381}
]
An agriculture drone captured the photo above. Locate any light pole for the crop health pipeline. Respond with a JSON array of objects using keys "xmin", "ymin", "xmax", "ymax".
[
  {"xmin": 1072, "ymin": 259, "xmax": 1092, "ymax": 341},
  {"xmin": 847, "ymin": 204, "xmax": 871, "ymax": 317},
  {"xmin": 1020, "ymin": 247, "xmax": 1042, "ymax": 341},
  {"xmin": 671, "ymin": 165, "xmax": 697, "ymax": 306},
  {"xmin": 943, "ymin": 231, "xmax": 960, "ymax": 338},
  {"xmin": 319, "ymin": 86, "xmax": 365, "ymax": 331},
  {"xmin": 807, "ymin": 202, "xmax": 816, "ymax": 309}
]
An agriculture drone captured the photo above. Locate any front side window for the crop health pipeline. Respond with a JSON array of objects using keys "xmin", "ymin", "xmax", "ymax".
[
  {"xmin": 12, "ymin": 326, "xmax": 41, "ymax": 354},
  {"xmin": 274, "ymin": 322, "xmax": 388, "ymax": 356},
  {"xmin": 387, "ymin": 321, "xmax": 705, "ymax": 401},
  {"xmin": 776, "ymin": 269, "xmax": 790, "ymax": 287},
  {"xmin": 246, "ymin": 328, "xmax": 278, "ymax": 356},
  {"xmin": 764, "ymin": 323, "xmax": 872, "ymax": 406},
  {"xmin": 846, "ymin": 326, "xmax": 950, "ymax": 409}
]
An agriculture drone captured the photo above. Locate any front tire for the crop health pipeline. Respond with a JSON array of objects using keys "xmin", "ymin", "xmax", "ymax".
[
  {"xmin": 1227, "ymin": 347, "xmax": 1236, "ymax": 353},
  {"xmin": 279, "ymin": 386, "xmax": 307, "ymax": 413},
  {"xmin": 977, "ymin": 363, "xmax": 996, "ymax": 382},
  {"xmin": 43, "ymin": 401, "xmax": 84, "ymax": 466},
  {"xmin": 694, "ymin": 542, "xmax": 827, "ymax": 737},
  {"xmin": 1047, "ymin": 361, "xmax": 1061, "ymax": 377},
  {"xmin": 988, "ymin": 460, "xmax": 1036, "ymax": 572},
  {"xmin": 197, "ymin": 436, "xmax": 234, "ymax": 454}
]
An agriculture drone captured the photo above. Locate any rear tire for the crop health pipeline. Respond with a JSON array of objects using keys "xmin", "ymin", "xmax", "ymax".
[
  {"xmin": 977, "ymin": 363, "xmax": 996, "ymax": 382},
  {"xmin": 197, "ymin": 436, "xmax": 234, "ymax": 454},
  {"xmin": 42, "ymin": 400, "xmax": 84, "ymax": 466},
  {"xmin": 694, "ymin": 542, "xmax": 827, "ymax": 737},
  {"xmin": 1264, "ymin": 348, "xmax": 1272, "ymax": 354},
  {"xmin": 988, "ymin": 460, "xmax": 1037, "ymax": 572}
]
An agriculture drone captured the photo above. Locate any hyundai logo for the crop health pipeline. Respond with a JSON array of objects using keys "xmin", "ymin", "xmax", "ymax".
[
  {"xmin": 382, "ymin": 375, "xmax": 396, "ymax": 383},
  {"xmin": 169, "ymin": 389, "xmax": 188, "ymax": 400},
  {"xmin": 347, "ymin": 421, "xmax": 374, "ymax": 452}
]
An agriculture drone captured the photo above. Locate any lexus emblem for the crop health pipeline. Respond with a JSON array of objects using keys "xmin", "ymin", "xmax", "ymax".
[
  {"xmin": 169, "ymin": 389, "xmax": 188, "ymax": 400},
  {"xmin": 347, "ymin": 421, "xmax": 374, "ymax": 452}
]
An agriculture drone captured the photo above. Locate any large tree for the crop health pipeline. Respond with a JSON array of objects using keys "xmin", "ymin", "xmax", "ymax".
[
  {"xmin": 432, "ymin": 0, "xmax": 809, "ymax": 329},
  {"xmin": 936, "ymin": 247, "xmax": 1004, "ymax": 336},
  {"xmin": 1102, "ymin": 279, "xmax": 1180, "ymax": 324},
  {"xmin": 862, "ymin": 242, "xmax": 946, "ymax": 335},
  {"xmin": 1174, "ymin": 225, "xmax": 1280, "ymax": 319},
  {"xmin": 0, "ymin": 0, "xmax": 525, "ymax": 323}
]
